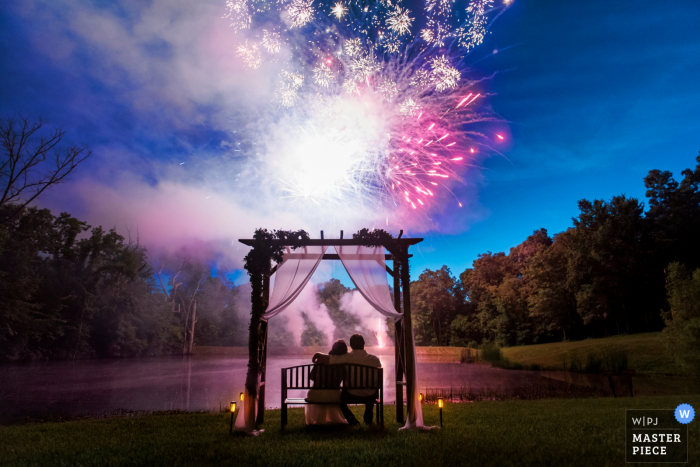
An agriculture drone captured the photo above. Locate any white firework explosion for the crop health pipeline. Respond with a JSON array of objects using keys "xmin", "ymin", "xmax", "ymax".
[
  {"xmin": 275, "ymin": 70, "xmax": 304, "ymax": 107},
  {"xmin": 378, "ymin": 81, "xmax": 398, "ymax": 102},
  {"xmin": 342, "ymin": 78, "xmax": 361, "ymax": 95},
  {"xmin": 349, "ymin": 55, "xmax": 379, "ymax": 80},
  {"xmin": 330, "ymin": 2, "xmax": 347, "ymax": 19},
  {"xmin": 236, "ymin": 40, "xmax": 261, "ymax": 69},
  {"xmin": 398, "ymin": 98, "xmax": 421, "ymax": 117},
  {"xmin": 430, "ymin": 56, "xmax": 460, "ymax": 91},
  {"xmin": 288, "ymin": 0, "xmax": 315, "ymax": 28},
  {"xmin": 343, "ymin": 38, "xmax": 363, "ymax": 57},
  {"xmin": 262, "ymin": 30, "xmax": 281, "ymax": 53},
  {"xmin": 312, "ymin": 62, "xmax": 334, "ymax": 87},
  {"xmin": 386, "ymin": 6, "xmax": 413, "ymax": 36}
]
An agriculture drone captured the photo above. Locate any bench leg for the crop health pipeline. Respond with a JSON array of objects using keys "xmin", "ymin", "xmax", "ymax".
[
  {"xmin": 281, "ymin": 403, "xmax": 287, "ymax": 431},
  {"xmin": 380, "ymin": 390, "xmax": 384, "ymax": 427}
]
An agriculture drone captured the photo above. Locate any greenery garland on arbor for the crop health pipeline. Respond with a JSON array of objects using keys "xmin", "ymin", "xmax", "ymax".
[
  {"xmin": 242, "ymin": 228, "xmax": 309, "ymax": 397},
  {"xmin": 352, "ymin": 228, "xmax": 394, "ymax": 248}
]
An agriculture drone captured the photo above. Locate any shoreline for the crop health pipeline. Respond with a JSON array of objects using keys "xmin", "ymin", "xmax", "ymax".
[{"xmin": 194, "ymin": 345, "xmax": 464, "ymax": 358}]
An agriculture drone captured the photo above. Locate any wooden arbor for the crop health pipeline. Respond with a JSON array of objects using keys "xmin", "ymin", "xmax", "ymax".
[{"xmin": 238, "ymin": 230, "xmax": 422, "ymax": 426}]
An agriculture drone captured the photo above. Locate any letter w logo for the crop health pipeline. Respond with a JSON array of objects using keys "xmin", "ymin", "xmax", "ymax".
[{"xmin": 680, "ymin": 410, "xmax": 690, "ymax": 419}]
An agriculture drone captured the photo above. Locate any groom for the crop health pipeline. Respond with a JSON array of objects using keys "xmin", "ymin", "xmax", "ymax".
[{"xmin": 312, "ymin": 333, "xmax": 381, "ymax": 426}]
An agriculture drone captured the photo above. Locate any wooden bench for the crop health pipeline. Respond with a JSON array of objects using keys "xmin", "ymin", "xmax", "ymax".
[{"xmin": 281, "ymin": 364, "xmax": 384, "ymax": 430}]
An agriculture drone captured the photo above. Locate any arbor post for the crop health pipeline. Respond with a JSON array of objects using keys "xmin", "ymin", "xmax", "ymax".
[
  {"xmin": 256, "ymin": 274, "xmax": 270, "ymax": 424},
  {"xmin": 400, "ymin": 252, "xmax": 417, "ymax": 424},
  {"xmin": 393, "ymin": 257, "xmax": 405, "ymax": 423}
]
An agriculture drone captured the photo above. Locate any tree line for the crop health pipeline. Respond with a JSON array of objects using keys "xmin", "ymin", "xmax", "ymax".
[{"xmin": 410, "ymin": 153, "xmax": 700, "ymax": 358}]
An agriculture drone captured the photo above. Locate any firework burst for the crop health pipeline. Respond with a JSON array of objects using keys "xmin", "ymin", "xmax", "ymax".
[{"xmin": 225, "ymin": 0, "xmax": 513, "ymax": 220}]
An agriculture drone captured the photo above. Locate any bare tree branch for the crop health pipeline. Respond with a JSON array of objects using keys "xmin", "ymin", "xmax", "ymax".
[{"xmin": 0, "ymin": 114, "xmax": 92, "ymax": 223}]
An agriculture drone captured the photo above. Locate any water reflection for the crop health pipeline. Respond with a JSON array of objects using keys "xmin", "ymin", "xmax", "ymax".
[
  {"xmin": 6, "ymin": 354, "xmax": 690, "ymax": 425},
  {"xmin": 0, "ymin": 354, "xmax": 565, "ymax": 424}
]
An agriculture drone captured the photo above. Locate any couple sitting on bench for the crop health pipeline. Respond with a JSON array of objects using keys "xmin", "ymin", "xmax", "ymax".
[{"xmin": 306, "ymin": 333, "xmax": 381, "ymax": 426}]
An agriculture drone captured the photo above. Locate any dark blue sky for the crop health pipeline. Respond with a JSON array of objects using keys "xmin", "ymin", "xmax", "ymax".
[
  {"xmin": 418, "ymin": 0, "xmax": 700, "ymax": 275},
  {"xmin": 1, "ymin": 0, "xmax": 699, "ymax": 281}
]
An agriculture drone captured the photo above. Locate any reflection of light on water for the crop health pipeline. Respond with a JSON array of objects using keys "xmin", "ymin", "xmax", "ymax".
[{"xmin": 377, "ymin": 318, "xmax": 384, "ymax": 348}]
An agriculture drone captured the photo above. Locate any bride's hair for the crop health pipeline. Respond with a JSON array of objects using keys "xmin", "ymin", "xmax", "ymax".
[{"xmin": 329, "ymin": 340, "xmax": 348, "ymax": 356}]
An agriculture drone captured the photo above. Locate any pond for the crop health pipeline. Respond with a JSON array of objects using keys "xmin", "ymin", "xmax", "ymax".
[{"xmin": 0, "ymin": 352, "xmax": 559, "ymax": 425}]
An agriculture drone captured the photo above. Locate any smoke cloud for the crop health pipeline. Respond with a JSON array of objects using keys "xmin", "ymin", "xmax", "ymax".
[
  {"xmin": 8, "ymin": 0, "xmax": 486, "ymax": 272},
  {"xmin": 340, "ymin": 290, "xmax": 390, "ymax": 348}
]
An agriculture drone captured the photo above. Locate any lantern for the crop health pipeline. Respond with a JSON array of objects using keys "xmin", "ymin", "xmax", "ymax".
[
  {"xmin": 438, "ymin": 397, "xmax": 444, "ymax": 427},
  {"xmin": 240, "ymin": 392, "xmax": 244, "ymax": 401},
  {"xmin": 419, "ymin": 393, "xmax": 423, "ymax": 402}
]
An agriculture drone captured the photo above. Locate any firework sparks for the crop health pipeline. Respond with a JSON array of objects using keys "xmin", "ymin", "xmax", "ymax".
[
  {"xmin": 458, "ymin": 0, "xmax": 494, "ymax": 50},
  {"xmin": 223, "ymin": 0, "xmax": 251, "ymax": 31}
]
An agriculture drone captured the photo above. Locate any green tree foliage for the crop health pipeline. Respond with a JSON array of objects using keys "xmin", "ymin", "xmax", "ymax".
[
  {"xmin": 566, "ymin": 195, "xmax": 660, "ymax": 335},
  {"xmin": 525, "ymin": 231, "xmax": 580, "ymax": 341},
  {"xmin": 457, "ymin": 229, "xmax": 551, "ymax": 346},
  {"xmin": 645, "ymin": 153, "xmax": 700, "ymax": 270},
  {"xmin": 300, "ymin": 312, "xmax": 328, "ymax": 346},
  {"xmin": 0, "ymin": 205, "xmax": 249, "ymax": 361},
  {"xmin": 412, "ymin": 266, "xmax": 458, "ymax": 346},
  {"xmin": 661, "ymin": 263, "xmax": 700, "ymax": 373}
]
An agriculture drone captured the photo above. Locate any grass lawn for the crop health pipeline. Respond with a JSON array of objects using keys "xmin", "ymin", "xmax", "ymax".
[
  {"xmin": 1, "ymin": 395, "xmax": 698, "ymax": 467},
  {"xmin": 500, "ymin": 332, "xmax": 680, "ymax": 374}
]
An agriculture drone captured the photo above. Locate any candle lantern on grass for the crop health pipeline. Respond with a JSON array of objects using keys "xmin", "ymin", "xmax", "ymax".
[
  {"xmin": 419, "ymin": 393, "xmax": 423, "ymax": 402},
  {"xmin": 438, "ymin": 397, "xmax": 444, "ymax": 427}
]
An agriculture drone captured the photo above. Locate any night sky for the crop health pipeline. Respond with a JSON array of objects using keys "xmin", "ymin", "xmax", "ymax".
[{"xmin": 1, "ymin": 0, "xmax": 699, "ymax": 282}]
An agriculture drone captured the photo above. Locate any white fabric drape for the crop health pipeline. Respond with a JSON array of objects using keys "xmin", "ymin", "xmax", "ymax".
[
  {"xmin": 233, "ymin": 386, "xmax": 260, "ymax": 434},
  {"xmin": 336, "ymin": 245, "xmax": 428, "ymax": 430},
  {"xmin": 263, "ymin": 246, "xmax": 328, "ymax": 319},
  {"xmin": 399, "ymin": 329, "xmax": 436, "ymax": 430},
  {"xmin": 335, "ymin": 245, "xmax": 402, "ymax": 320}
]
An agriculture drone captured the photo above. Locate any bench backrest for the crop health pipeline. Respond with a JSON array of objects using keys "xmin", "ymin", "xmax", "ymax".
[{"xmin": 281, "ymin": 364, "xmax": 383, "ymax": 390}]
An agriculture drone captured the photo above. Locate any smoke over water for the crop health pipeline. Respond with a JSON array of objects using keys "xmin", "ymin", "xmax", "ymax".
[{"xmin": 340, "ymin": 290, "xmax": 390, "ymax": 347}]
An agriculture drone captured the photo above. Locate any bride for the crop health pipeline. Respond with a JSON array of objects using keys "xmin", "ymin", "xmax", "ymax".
[{"xmin": 304, "ymin": 340, "xmax": 348, "ymax": 425}]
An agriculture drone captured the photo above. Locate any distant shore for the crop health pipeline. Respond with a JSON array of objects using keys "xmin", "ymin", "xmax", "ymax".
[{"xmin": 194, "ymin": 345, "xmax": 463, "ymax": 359}]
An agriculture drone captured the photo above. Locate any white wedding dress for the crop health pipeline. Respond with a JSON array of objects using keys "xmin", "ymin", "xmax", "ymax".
[{"xmin": 304, "ymin": 388, "xmax": 347, "ymax": 425}]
